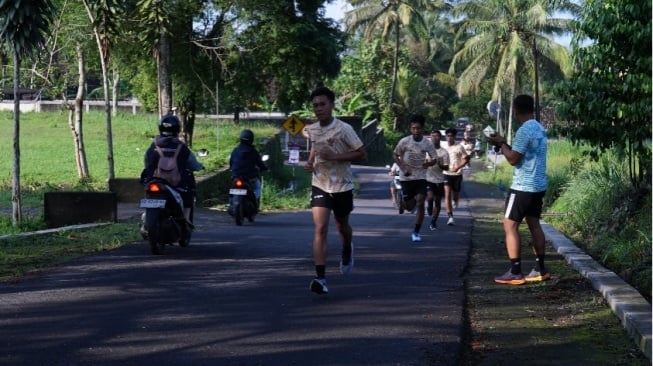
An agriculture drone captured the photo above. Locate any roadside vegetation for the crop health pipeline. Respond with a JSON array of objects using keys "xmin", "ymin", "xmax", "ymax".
[{"xmin": 472, "ymin": 140, "xmax": 651, "ymax": 302}]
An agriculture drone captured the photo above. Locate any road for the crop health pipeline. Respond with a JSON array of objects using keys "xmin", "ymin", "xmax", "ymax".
[{"xmin": 0, "ymin": 166, "xmax": 472, "ymax": 366}]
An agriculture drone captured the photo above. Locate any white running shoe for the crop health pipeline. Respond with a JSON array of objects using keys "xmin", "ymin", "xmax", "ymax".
[
  {"xmin": 340, "ymin": 242, "xmax": 354, "ymax": 275},
  {"xmin": 447, "ymin": 216, "xmax": 455, "ymax": 226},
  {"xmin": 411, "ymin": 232, "xmax": 422, "ymax": 242},
  {"xmin": 310, "ymin": 278, "xmax": 328, "ymax": 295}
]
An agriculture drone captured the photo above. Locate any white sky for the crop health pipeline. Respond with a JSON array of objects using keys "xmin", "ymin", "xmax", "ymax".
[{"xmin": 324, "ymin": 0, "xmax": 348, "ymax": 22}]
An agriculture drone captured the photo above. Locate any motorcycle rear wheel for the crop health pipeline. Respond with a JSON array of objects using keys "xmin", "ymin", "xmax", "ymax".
[
  {"xmin": 148, "ymin": 233, "xmax": 165, "ymax": 255},
  {"xmin": 234, "ymin": 202, "xmax": 244, "ymax": 226},
  {"xmin": 393, "ymin": 191, "xmax": 403, "ymax": 209}
]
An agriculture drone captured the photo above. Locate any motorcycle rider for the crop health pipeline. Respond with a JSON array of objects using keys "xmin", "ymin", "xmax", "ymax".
[
  {"xmin": 141, "ymin": 114, "xmax": 204, "ymax": 225},
  {"xmin": 229, "ymin": 129, "xmax": 268, "ymax": 208}
]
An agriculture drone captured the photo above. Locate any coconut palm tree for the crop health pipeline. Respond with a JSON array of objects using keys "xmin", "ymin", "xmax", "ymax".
[
  {"xmin": 0, "ymin": 0, "xmax": 55, "ymax": 226},
  {"xmin": 449, "ymin": 0, "xmax": 579, "ymax": 142},
  {"xmin": 345, "ymin": 0, "xmax": 444, "ymax": 117}
]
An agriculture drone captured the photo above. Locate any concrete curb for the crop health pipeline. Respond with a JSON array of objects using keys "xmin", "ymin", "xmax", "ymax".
[{"xmin": 541, "ymin": 223, "xmax": 652, "ymax": 360}]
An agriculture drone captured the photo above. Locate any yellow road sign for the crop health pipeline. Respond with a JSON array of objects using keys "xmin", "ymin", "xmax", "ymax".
[{"xmin": 282, "ymin": 114, "xmax": 305, "ymax": 136}]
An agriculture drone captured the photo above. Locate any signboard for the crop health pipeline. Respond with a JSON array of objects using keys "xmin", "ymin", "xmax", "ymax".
[
  {"xmin": 483, "ymin": 125, "xmax": 495, "ymax": 137},
  {"xmin": 288, "ymin": 147, "xmax": 300, "ymax": 164},
  {"xmin": 282, "ymin": 114, "xmax": 305, "ymax": 136}
]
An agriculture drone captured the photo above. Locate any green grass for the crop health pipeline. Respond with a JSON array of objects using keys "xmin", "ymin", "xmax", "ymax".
[{"xmin": 0, "ymin": 223, "xmax": 141, "ymax": 282}]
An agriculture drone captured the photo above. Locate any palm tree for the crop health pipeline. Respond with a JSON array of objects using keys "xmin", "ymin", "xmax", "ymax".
[
  {"xmin": 449, "ymin": 0, "xmax": 579, "ymax": 142},
  {"xmin": 0, "ymin": 0, "xmax": 55, "ymax": 226},
  {"xmin": 345, "ymin": 0, "xmax": 440, "ymax": 120}
]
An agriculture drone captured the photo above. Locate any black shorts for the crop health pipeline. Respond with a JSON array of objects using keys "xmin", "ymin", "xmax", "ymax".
[
  {"xmin": 310, "ymin": 186, "xmax": 354, "ymax": 218},
  {"xmin": 504, "ymin": 189, "xmax": 546, "ymax": 222},
  {"xmin": 444, "ymin": 174, "xmax": 463, "ymax": 192},
  {"xmin": 401, "ymin": 179, "xmax": 427, "ymax": 201},
  {"xmin": 426, "ymin": 181, "xmax": 445, "ymax": 201}
]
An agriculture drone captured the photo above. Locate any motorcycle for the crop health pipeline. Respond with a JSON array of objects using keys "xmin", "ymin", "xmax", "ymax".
[
  {"xmin": 386, "ymin": 164, "xmax": 404, "ymax": 213},
  {"xmin": 228, "ymin": 155, "xmax": 268, "ymax": 226},
  {"xmin": 140, "ymin": 178, "xmax": 193, "ymax": 254}
]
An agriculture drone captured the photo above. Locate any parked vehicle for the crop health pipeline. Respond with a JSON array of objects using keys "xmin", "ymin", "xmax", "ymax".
[
  {"xmin": 228, "ymin": 155, "xmax": 269, "ymax": 226},
  {"xmin": 386, "ymin": 164, "xmax": 404, "ymax": 213},
  {"xmin": 140, "ymin": 178, "xmax": 193, "ymax": 254}
]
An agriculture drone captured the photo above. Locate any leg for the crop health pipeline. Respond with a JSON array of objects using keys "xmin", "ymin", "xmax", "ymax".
[
  {"xmin": 312, "ymin": 206, "xmax": 331, "ymax": 268},
  {"xmin": 526, "ymin": 216, "xmax": 545, "ymax": 256},
  {"xmin": 333, "ymin": 214, "xmax": 353, "ymax": 250},
  {"xmin": 414, "ymin": 193, "xmax": 426, "ymax": 227},
  {"xmin": 444, "ymin": 184, "xmax": 453, "ymax": 215},
  {"xmin": 390, "ymin": 185, "xmax": 396, "ymax": 204},
  {"xmin": 504, "ymin": 218, "xmax": 522, "ymax": 260}
]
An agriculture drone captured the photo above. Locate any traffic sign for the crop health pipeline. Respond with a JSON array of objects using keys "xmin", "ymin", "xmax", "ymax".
[{"xmin": 282, "ymin": 114, "xmax": 305, "ymax": 136}]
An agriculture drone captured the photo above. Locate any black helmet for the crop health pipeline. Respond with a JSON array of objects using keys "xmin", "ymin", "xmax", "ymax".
[
  {"xmin": 158, "ymin": 114, "xmax": 181, "ymax": 136},
  {"xmin": 240, "ymin": 129, "xmax": 254, "ymax": 145}
]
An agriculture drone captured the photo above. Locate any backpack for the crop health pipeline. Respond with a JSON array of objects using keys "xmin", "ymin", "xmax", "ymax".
[{"xmin": 153, "ymin": 144, "xmax": 182, "ymax": 186}]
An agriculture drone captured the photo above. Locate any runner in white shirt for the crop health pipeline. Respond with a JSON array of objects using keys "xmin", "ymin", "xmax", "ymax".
[
  {"xmin": 393, "ymin": 114, "xmax": 438, "ymax": 243},
  {"xmin": 443, "ymin": 127, "xmax": 470, "ymax": 225},
  {"xmin": 425, "ymin": 129, "xmax": 450, "ymax": 230}
]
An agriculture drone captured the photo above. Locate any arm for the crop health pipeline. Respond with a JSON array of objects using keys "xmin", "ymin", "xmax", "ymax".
[
  {"xmin": 499, "ymin": 143, "xmax": 523, "ymax": 166},
  {"xmin": 304, "ymin": 147, "xmax": 316, "ymax": 173},
  {"xmin": 487, "ymin": 133, "xmax": 522, "ymax": 166}
]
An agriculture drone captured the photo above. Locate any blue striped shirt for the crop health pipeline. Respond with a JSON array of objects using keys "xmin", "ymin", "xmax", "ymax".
[{"xmin": 510, "ymin": 119, "xmax": 547, "ymax": 192}]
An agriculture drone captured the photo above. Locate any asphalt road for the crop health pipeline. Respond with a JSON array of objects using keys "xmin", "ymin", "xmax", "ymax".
[{"xmin": 0, "ymin": 166, "xmax": 472, "ymax": 366}]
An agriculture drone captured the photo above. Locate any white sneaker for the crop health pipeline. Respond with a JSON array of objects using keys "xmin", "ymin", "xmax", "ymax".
[
  {"xmin": 411, "ymin": 232, "xmax": 421, "ymax": 242},
  {"xmin": 310, "ymin": 278, "xmax": 328, "ymax": 295},
  {"xmin": 340, "ymin": 242, "xmax": 354, "ymax": 275},
  {"xmin": 447, "ymin": 216, "xmax": 455, "ymax": 226}
]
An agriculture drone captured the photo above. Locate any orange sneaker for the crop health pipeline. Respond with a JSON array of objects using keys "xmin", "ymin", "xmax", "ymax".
[
  {"xmin": 525, "ymin": 268, "xmax": 551, "ymax": 282},
  {"xmin": 494, "ymin": 270, "xmax": 526, "ymax": 285}
]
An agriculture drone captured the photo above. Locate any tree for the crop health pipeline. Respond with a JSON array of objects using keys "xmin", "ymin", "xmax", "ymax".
[
  {"xmin": 554, "ymin": 0, "xmax": 651, "ymax": 188},
  {"xmin": 0, "ymin": 0, "xmax": 55, "ymax": 226},
  {"xmin": 449, "ymin": 0, "xmax": 577, "ymax": 142},
  {"xmin": 346, "ymin": 0, "xmax": 436, "ymax": 121},
  {"xmin": 226, "ymin": 0, "xmax": 345, "ymax": 113}
]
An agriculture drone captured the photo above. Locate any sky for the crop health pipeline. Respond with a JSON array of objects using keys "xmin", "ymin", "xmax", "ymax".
[{"xmin": 324, "ymin": 0, "xmax": 349, "ymax": 24}]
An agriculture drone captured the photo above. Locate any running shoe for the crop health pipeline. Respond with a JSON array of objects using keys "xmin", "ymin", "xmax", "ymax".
[
  {"xmin": 429, "ymin": 222, "xmax": 438, "ymax": 231},
  {"xmin": 411, "ymin": 232, "xmax": 421, "ymax": 242},
  {"xmin": 447, "ymin": 216, "xmax": 455, "ymax": 226},
  {"xmin": 310, "ymin": 278, "xmax": 329, "ymax": 294},
  {"xmin": 525, "ymin": 268, "xmax": 551, "ymax": 282},
  {"xmin": 494, "ymin": 270, "xmax": 526, "ymax": 285},
  {"xmin": 340, "ymin": 242, "xmax": 354, "ymax": 275}
]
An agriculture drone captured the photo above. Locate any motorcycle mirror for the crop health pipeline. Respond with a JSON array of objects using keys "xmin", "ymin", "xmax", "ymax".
[{"xmin": 262, "ymin": 154, "xmax": 270, "ymax": 162}]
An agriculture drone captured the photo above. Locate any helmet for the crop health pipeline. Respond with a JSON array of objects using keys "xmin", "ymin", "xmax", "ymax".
[
  {"xmin": 158, "ymin": 114, "xmax": 181, "ymax": 136},
  {"xmin": 239, "ymin": 129, "xmax": 254, "ymax": 145}
]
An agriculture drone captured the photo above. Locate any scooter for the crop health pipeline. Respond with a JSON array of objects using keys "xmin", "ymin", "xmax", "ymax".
[
  {"xmin": 386, "ymin": 164, "xmax": 404, "ymax": 213},
  {"xmin": 140, "ymin": 178, "xmax": 193, "ymax": 255},
  {"xmin": 228, "ymin": 155, "xmax": 269, "ymax": 226}
]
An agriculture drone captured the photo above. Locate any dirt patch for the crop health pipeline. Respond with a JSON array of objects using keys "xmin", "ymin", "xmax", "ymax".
[{"xmin": 461, "ymin": 179, "xmax": 648, "ymax": 365}]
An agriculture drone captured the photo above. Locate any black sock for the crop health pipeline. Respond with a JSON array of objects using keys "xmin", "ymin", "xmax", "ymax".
[
  {"xmin": 315, "ymin": 265, "xmax": 326, "ymax": 278},
  {"xmin": 535, "ymin": 255, "xmax": 545, "ymax": 272},
  {"xmin": 427, "ymin": 200, "xmax": 433, "ymax": 216},
  {"xmin": 430, "ymin": 217, "xmax": 436, "ymax": 225},
  {"xmin": 414, "ymin": 224, "xmax": 421, "ymax": 233},
  {"xmin": 510, "ymin": 258, "xmax": 522, "ymax": 275}
]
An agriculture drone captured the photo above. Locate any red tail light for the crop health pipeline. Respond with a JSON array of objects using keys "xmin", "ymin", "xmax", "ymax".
[
  {"xmin": 147, "ymin": 182, "xmax": 163, "ymax": 193},
  {"xmin": 234, "ymin": 178, "xmax": 244, "ymax": 188}
]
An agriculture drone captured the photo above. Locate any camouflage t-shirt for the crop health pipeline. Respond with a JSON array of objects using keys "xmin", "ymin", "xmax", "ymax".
[
  {"xmin": 444, "ymin": 142, "xmax": 469, "ymax": 177},
  {"xmin": 393, "ymin": 135, "xmax": 438, "ymax": 181},
  {"xmin": 307, "ymin": 118, "xmax": 364, "ymax": 193},
  {"xmin": 426, "ymin": 147, "xmax": 450, "ymax": 183}
]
